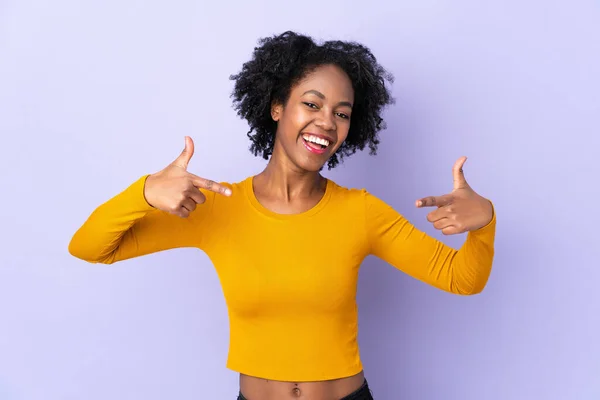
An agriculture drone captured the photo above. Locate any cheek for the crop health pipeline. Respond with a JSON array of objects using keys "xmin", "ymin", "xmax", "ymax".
[
  {"xmin": 281, "ymin": 107, "xmax": 310, "ymax": 133},
  {"xmin": 335, "ymin": 123, "xmax": 351, "ymax": 145},
  {"xmin": 292, "ymin": 108, "xmax": 313, "ymax": 127}
]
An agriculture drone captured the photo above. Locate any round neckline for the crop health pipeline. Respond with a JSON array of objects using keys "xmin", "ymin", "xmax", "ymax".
[{"xmin": 243, "ymin": 176, "xmax": 333, "ymax": 220}]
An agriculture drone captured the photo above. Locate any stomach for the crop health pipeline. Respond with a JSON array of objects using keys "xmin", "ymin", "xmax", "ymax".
[{"xmin": 239, "ymin": 370, "xmax": 365, "ymax": 400}]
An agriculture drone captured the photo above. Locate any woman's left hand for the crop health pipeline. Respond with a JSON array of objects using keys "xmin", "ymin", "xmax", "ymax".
[{"xmin": 415, "ymin": 156, "xmax": 494, "ymax": 235}]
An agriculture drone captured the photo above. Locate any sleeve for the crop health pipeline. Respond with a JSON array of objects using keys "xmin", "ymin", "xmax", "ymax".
[
  {"xmin": 68, "ymin": 174, "xmax": 217, "ymax": 264},
  {"xmin": 363, "ymin": 190, "xmax": 496, "ymax": 295}
]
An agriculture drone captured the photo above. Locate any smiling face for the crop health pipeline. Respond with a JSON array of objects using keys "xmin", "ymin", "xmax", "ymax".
[{"xmin": 270, "ymin": 64, "xmax": 354, "ymax": 172}]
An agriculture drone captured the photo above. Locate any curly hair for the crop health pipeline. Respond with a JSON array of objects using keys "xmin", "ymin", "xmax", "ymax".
[{"xmin": 229, "ymin": 31, "xmax": 395, "ymax": 169}]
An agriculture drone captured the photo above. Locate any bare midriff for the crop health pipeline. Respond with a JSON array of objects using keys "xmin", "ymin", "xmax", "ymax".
[{"xmin": 239, "ymin": 370, "xmax": 365, "ymax": 400}]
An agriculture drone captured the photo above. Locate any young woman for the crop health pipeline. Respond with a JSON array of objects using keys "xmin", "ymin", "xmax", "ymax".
[{"xmin": 69, "ymin": 31, "xmax": 496, "ymax": 400}]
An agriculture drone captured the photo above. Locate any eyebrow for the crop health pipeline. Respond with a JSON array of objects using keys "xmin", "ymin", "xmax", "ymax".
[{"xmin": 302, "ymin": 90, "xmax": 353, "ymax": 108}]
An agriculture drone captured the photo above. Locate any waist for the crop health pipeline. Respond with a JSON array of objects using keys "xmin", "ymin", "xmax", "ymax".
[{"xmin": 239, "ymin": 371, "xmax": 368, "ymax": 400}]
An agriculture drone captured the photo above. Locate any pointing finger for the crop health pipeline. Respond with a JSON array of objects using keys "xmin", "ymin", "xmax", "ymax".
[
  {"xmin": 453, "ymin": 156, "xmax": 469, "ymax": 190},
  {"xmin": 189, "ymin": 174, "xmax": 232, "ymax": 196},
  {"xmin": 416, "ymin": 194, "xmax": 453, "ymax": 208}
]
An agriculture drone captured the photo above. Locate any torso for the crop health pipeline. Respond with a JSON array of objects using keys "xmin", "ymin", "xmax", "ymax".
[
  {"xmin": 238, "ymin": 175, "xmax": 366, "ymax": 399},
  {"xmin": 239, "ymin": 370, "xmax": 365, "ymax": 400},
  {"xmin": 200, "ymin": 175, "xmax": 370, "ymax": 394}
]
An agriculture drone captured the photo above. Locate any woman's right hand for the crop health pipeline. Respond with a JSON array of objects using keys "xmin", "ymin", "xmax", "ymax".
[{"xmin": 144, "ymin": 136, "xmax": 232, "ymax": 218}]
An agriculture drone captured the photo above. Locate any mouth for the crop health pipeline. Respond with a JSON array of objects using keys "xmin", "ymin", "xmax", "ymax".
[{"xmin": 301, "ymin": 133, "xmax": 332, "ymax": 155}]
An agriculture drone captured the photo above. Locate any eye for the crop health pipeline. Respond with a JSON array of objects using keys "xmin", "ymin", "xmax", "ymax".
[
  {"xmin": 303, "ymin": 102, "xmax": 318, "ymax": 109},
  {"xmin": 336, "ymin": 112, "xmax": 350, "ymax": 119}
]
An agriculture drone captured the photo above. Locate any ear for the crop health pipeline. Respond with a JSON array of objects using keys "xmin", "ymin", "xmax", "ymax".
[{"xmin": 271, "ymin": 102, "xmax": 282, "ymax": 121}]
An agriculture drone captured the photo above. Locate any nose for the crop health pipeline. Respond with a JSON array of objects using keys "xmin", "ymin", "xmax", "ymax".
[{"xmin": 315, "ymin": 111, "xmax": 336, "ymax": 132}]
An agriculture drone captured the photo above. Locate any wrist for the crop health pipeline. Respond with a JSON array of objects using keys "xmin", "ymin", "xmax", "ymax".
[{"xmin": 142, "ymin": 174, "xmax": 158, "ymax": 208}]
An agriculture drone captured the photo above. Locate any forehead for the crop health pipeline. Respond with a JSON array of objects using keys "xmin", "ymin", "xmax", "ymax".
[{"xmin": 293, "ymin": 64, "xmax": 354, "ymax": 100}]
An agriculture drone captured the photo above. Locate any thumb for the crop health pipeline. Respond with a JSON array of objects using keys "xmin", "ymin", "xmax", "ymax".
[
  {"xmin": 171, "ymin": 136, "xmax": 195, "ymax": 169},
  {"xmin": 452, "ymin": 156, "xmax": 469, "ymax": 190}
]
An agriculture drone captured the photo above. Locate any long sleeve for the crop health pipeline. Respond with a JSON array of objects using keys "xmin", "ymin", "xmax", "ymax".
[
  {"xmin": 363, "ymin": 190, "xmax": 496, "ymax": 295},
  {"xmin": 68, "ymin": 175, "xmax": 216, "ymax": 264}
]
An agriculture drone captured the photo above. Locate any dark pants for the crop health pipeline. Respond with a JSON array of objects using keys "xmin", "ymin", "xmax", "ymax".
[{"xmin": 237, "ymin": 379, "xmax": 374, "ymax": 400}]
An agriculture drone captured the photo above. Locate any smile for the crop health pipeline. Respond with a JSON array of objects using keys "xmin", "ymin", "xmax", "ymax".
[{"xmin": 301, "ymin": 133, "xmax": 331, "ymax": 155}]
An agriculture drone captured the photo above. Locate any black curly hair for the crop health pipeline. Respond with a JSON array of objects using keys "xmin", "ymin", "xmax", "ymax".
[{"xmin": 229, "ymin": 31, "xmax": 395, "ymax": 169}]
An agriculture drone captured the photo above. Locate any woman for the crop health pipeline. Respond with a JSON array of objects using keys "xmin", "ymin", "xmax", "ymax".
[{"xmin": 69, "ymin": 31, "xmax": 496, "ymax": 400}]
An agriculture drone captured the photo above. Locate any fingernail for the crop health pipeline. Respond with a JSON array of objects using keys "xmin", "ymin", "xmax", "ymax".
[{"xmin": 225, "ymin": 188, "xmax": 232, "ymax": 196}]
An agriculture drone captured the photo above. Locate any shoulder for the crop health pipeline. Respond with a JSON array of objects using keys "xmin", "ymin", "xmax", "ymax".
[
  {"xmin": 326, "ymin": 178, "xmax": 381, "ymax": 204},
  {"xmin": 325, "ymin": 178, "xmax": 379, "ymax": 215},
  {"xmin": 326, "ymin": 178, "xmax": 403, "ymax": 220},
  {"xmin": 326, "ymin": 178, "xmax": 366, "ymax": 198}
]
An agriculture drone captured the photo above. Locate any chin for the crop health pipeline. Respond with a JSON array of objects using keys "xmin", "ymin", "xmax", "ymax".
[
  {"xmin": 294, "ymin": 157, "xmax": 327, "ymax": 173},
  {"xmin": 292, "ymin": 138, "xmax": 335, "ymax": 172}
]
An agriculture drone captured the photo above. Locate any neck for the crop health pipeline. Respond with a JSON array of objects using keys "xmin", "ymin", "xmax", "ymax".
[{"xmin": 255, "ymin": 151, "xmax": 324, "ymax": 202}]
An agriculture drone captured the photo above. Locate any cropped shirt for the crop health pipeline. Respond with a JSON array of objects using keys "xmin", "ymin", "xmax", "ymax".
[{"xmin": 68, "ymin": 174, "xmax": 496, "ymax": 382}]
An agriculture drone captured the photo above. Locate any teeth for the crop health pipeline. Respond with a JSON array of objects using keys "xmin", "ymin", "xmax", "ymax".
[{"xmin": 302, "ymin": 134, "xmax": 330, "ymax": 147}]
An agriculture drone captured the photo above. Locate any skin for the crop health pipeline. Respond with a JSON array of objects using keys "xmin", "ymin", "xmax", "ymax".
[{"xmin": 145, "ymin": 64, "xmax": 494, "ymax": 400}]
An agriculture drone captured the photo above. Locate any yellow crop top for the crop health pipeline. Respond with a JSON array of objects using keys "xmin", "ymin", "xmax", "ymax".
[{"xmin": 68, "ymin": 174, "xmax": 496, "ymax": 382}]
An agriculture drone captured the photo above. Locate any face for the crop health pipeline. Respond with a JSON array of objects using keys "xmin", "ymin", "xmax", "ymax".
[{"xmin": 270, "ymin": 64, "xmax": 354, "ymax": 172}]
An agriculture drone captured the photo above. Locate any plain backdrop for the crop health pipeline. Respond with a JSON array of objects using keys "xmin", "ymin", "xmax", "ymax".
[{"xmin": 1, "ymin": 0, "xmax": 599, "ymax": 399}]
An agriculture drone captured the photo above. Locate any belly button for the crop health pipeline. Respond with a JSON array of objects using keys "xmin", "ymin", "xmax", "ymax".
[{"xmin": 292, "ymin": 387, "xmax": 301, "ymax": 397}]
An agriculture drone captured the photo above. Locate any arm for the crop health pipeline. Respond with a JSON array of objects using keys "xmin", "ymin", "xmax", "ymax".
[
  {"xmin": 363, "ymin": 190, "xmax": 496, "ymax": 295},
  {"xmin": 68, "ymin": 175, "xmax": 216, "ymax": 264}
]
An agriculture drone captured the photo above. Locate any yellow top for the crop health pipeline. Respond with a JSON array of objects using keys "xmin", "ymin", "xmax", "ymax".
[{"xmin": 69, "ymin": 174, "xmax": 496, "ymax": 382}]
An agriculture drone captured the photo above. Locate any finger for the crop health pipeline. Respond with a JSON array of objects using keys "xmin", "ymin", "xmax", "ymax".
[
  {"xmin": 441, "ymin": 226, "xmax": 465, "ymax": 235},
  {"xmin": 432, "ymin": 218, "xmax": 454, "ymax": 231},
  {"xmin": 416, "ymin": 194, "xmax": 453, "ymax": 208},
  {"xmin": 453, "ymin": 156, "xmax": 469, "ymax": 190},
  {"xmin": 426, "ymin": 206, "xmax": 452, "ymax": 222},
  {"xmin": 180, "ymin": 197, "xmax": 197, "ymax": 213},
  {"xmin": 189, "ymin": 174, "xmax": 232, "ymax": 196},
  {"xmin": 176, "ymin": 206, "xmax": 190, "ymax": 218},
  {"xmin": 171, "ymin": 136, "xmax": 195, "ymax": 170},
  {"xmin": 188, "ymin": 188, "xmax": 207, "ymax": 205},
  {"xmin": 429, "ymin": 217, "xmax": 461, "ymax": 235}
]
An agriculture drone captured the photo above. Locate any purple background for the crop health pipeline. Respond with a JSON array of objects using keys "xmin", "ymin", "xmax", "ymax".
[{"xmin": 1, "ymin": 1, "xmax": 599, "ymax": 399}]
